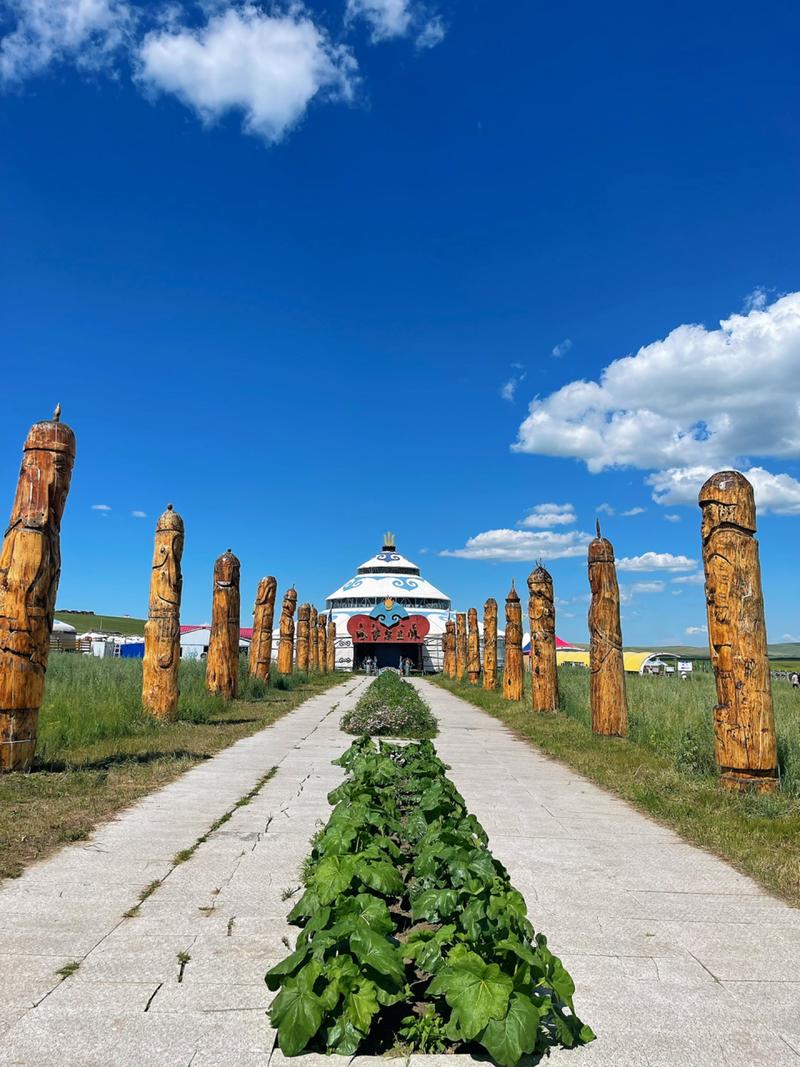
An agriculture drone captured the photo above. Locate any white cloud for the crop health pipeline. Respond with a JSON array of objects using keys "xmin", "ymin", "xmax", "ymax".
[
  {"xmin": 91, "ymin": 503, "xmax": 111, "ymax": 511},
  {"xmin": 630, "ymin": 581, "xmax": 665, "ymax": 594},
  {"xmin": 441, "ymin": 528, "xmax": 591, "ymax": 563},
  {"xmin": 743, "ymin": 286, "xmax": 769, "ymax": 312},
  {"xmin": 551, "ymin": 338, "xmax": 572, "ymax": 358},
  {"xmin": 621, "ymin": 506, "xmax": 646, "ymax": 516},
  {"xmin": 781, "ymin": 633, "xmax": 800, "ymax": 642},
  {"xmin": 0, "ymin": 0, "xmax": 132, "ymax": 82},
  {"xmin": 671, "ymin": 572, "xmax": 705, "ymax": 585},
  {"xmin": 672, "ymin": 590, "xmax": 682, "ymax": 596},
  {"xmin": 346, "ymin": 0, "xmax": 443, "ymax": 47},
  {"xmin": 519, "ymin": 503, "xmax": 575, "ymax": 528},
  {"xmin": 686, "ymin": 625, "xmax": 707, "ymax": 635},
  {"xmin": 596, "ymin": 502, "xmax": 615, "ymax": 516},
  {"xmin": 616, "ymin": 552, "xmax": 696, "ymax": 572},
  {"xmin": 513, "ymin": 292, "xmax": 800, "ymax": 513},
  {"xmin": 131, "ymin": 509, "xmax": 146, "ymax": 518},
  {"xmin": 664, "ymin": 513, "xmax": 681, "ymax": 522},
  {"xmin": 137, "ymin": 5, "xmax": 358, "ymax": 143},
  {"xmin": 648, "ymin": 464, "xmax": 800, "ymax": 515}
]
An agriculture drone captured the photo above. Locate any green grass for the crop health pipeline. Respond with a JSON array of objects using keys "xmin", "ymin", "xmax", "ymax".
[
  {"xmin": 433, "ymin": 668, "xmax": 800, "ymax": 907},
  {"xmin": 0, "ymin": 656, "xmax": 341, "ymax": 880},
  {"xmin": 53, "ymin": 611, "xmax": 147, "ymax": 636},
  {"xmin": 341, "ymin": 670, "xmax": 438, "ymax": 738}
]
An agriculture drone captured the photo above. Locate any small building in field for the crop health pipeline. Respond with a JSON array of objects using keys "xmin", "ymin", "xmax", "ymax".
[
  {"xmin": 50, "ymin": 619, "xmax": 78, "ymax": 652},
  {"xmin": 180, "ymin": 625, "xmax": 251, "ymax": 661},
  {"xmin": 556, "ymin": 648, "xmax": 684, "ymax": 674}
]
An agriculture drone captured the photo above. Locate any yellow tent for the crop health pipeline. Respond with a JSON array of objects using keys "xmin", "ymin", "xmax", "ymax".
[{"xmin": 556, "ymin": 649, "xmax": 676, "ymax": 674}]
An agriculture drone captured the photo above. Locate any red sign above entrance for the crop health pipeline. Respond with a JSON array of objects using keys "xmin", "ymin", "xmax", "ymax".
[{"xmin": 347, "ymin": 613, "xmax": 430, "ymax": 645}]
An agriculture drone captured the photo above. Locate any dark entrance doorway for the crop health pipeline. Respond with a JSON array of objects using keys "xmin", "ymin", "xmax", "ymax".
[{"xmin": 355, "ymin": 643, "xmax": 422, "ymax": 671}]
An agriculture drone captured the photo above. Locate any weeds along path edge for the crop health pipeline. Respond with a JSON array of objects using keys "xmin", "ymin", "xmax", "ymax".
[{"xmin": 431, "ymin": 675, "xmax": 800, "ymax": 909}]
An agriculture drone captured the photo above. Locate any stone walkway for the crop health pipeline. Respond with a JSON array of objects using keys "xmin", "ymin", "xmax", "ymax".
[{"xmin": 0, "ymin": 676, "xmax": 798, "ymax": 1066}]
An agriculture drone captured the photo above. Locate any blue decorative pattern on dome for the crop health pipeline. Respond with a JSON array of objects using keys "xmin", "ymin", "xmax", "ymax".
[
  {"xmin": 342, "ymin": 576, "xmax": 421, "ymax": 592},
  {"xmin": 369, "ymin": 599, "xmax": 409, "ymax": 627},
  {"xmin": 377, "ymin": 552, "xmax": 401, "ymax": 562}
]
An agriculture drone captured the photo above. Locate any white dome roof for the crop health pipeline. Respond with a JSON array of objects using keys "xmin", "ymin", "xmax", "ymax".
[
  {"xmin": 356, "ymin": 550, "xmax": 420, "ymax": 575},
  {"xmin": 327, "ymin": 573, "xmax": 449, "ymax": 602}
]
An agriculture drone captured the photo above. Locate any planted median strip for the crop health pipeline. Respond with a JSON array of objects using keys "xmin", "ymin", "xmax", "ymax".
[{"xmin": 266, "ymin": 736, "xmax": 593, "ymax": 1064}]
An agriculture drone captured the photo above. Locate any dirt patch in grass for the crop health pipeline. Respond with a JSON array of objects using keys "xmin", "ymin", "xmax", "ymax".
[
  {"xmin": 0, "ymin": 670, "xmax": 341, "ymax": 881},
  {"xmin": 433, "ymin": 672, "xmax": 800, "ymax": 908}
]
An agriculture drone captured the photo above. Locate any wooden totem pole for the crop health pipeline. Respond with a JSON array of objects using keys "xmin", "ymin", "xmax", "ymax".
[
  {"xmin": 482, "ymin": 598, "xmax": 498, "ymax": 690},
  {"xmin": 0, "ymin": 407, "xmax": 75, "ymax": 772},
  {"xmin": 277, "ymin": 587, "xmax": 297, "ymax": 674},
  {"xmin": 455, "ymin": 612, "xmax": 467, "ymax": 680},
  {"xmin": 318, "ymin": 612, "xmax": 328, "ymax": 673},
  {"xmin": 588, "ymin": 523, "xmax": 627, "ymax": 736},
  {"xmin": 467, "ymin": 607, "xmax": 481, "ymax": 684},
  {"xmin": 443, "ymin": 618, "xmax": 456, "ymax": 678},
  {"xmin": 206, "ymin": 549, "xmax": 240, "ymax": 700},
  {"xmin": 309, "ymin": 606, "xmax": 319, "ymax": 671},
  {"xmin": 699, "ymin": 471, "xmax": 778, "ymax": 793},
  {"xmin": 327, "ymin": 614, "xmax": 336, "ymax": 672},
  {"xmin": 528, "ymin": 563, "xmax": 558, "ymax": 713},
  {"xmin": 296, "ymin": 603, "xmax": 311, "ymax": 672},
  {"xmin": 249, "ymin": 576, "xmax": 277, "ymax": 683},
  {"xmin": 502, "ymin": 580, "xmax": 524, "ymax": 701},
  {"xmin": 142, "ymin": 504, "xmax": 184, "ymax": 720}
]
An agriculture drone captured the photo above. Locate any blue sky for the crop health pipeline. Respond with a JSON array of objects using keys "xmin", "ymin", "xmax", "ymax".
[{"xmin": 2, "ymin": 0, "xmax": 800, "ymax": 646}]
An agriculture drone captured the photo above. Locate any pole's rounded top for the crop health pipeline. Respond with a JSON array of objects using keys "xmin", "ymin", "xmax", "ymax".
[
  {"xmin": 157, "ymin": 503, "xmax": 184, "ymax": 533},
  {"xmin": 24, "ymin": 408, "xmax": 76, "ymax": 457},
  {"xmin": 699, "ymin": 470, "xmax": 756, "ymax": 532},
  {"xmin": 589, "ymin": 516, "xmax": 615, "ymax": 563},
  {"xmin": 506, "ymin": 580, "xmax": 520, "ymax": 602},
  {"xmin": 215, "ymin": 547, "xmax": 240, "ymax": 569},
  {"xmin": 528, "ymin": 562, "xmax": 553, "ymax": 590}
]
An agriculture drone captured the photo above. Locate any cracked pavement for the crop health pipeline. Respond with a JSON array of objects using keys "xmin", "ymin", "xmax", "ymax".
[{"xmin": 0, "ymin": 675, "xmax": 799, "ymax": 1066}]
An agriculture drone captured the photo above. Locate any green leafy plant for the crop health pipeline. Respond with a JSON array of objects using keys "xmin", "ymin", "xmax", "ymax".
[
  {"xmin": 341, "ymin": 671, "xmax": 438, "ymax": 738},
  {"xmin": 266, "ymin": 737, "xmax": 594, "ymax": 1064}
]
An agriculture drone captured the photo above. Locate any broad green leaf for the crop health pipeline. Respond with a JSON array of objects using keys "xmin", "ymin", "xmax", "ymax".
[
  {"xmin": 313, "ymin": 855, "xmax": 357, "ymax": 905},
  {"xmin": 411, "ymin": 888, "xmax": 458, "ymax": 922},
  {"xmin": 356, "ymin": 859, "xmax": 404, "ymax": 897},
  {"xmin": 548, "ymin": 957, "xmax": 576, "ymax": 1007},
  {"xmin": 427, "ymin": 950, "xmax": 513, "ymax": 1041},
  {"xmin": 349, "ymin": 922, "xmax": 405, "ymax": 985},
  {"xmin": 344, "ymin": 981, "xmax": 380, "ymax": 1031},
  {"xmin": 324, "ymin": 1018, "xmax": 363, "ymax": 1055},
  {"xmin": 270, "ymin": 966, "xmax": 325, "ymax": 1056},
  {"xmin": 265, "ymin": 945, "xmax": 309, "ymax": 991},
  {"xmin": 349, "ymin": 893, "xmax": 395, "ymax": 935},
  {"xmin": 479, "ymin": 993, "xmax": 540, "ymax": 1067}
]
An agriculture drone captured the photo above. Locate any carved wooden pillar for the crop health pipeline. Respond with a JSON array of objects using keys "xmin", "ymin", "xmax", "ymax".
[
  {"xmin": 588, "ymin": 523, "xmax": 627, "ymax": 736},
  {"xmin": 528, "ymin": 563, "xmax": 558, "ymax": 713},
  {"xmin": 277, "ymin": 587, "xmax": 297, "ymax": 674},
  {"xmin": 309, "ymin": 606, "xmax": 319, "ymax": 671},
  {"xmin": 296, "ymin": 603, "xmax": 310, "ymax": 672},
  {"xmin": 249, "ymin": 576, "xmax": 277, "ymax": 683},
  {"xmin": 0, "ymin": 407, "xmax": 75, "ymax": 772},
  {"xmin": 502, "ymin": 581, "xmax": 523, "ymax": 701},
  {"xmin": 482, "ymin": 598, "xmax": 498, "ymax": 690},
  {"xmin": 327, "ymin": 614, "xmax": 336, "ymax": 672},
  {"xmin": 206, "ymin": 549, "xmax": 240, "ymax": 699},
  {"xmin": 318, "ymin": 612, "xmax": 328, "ymax": 673},
  {"xmin": 700, "ymin": 471, "xmax": 778, "ymax": 793},
  {"xmin": 467, "ymin": 607, "xmax": 481, "ymax": 684},
  {"xmin": 455, "ymin": 612, "xmax": 467, "ymax": 680},
  {"xmin": 142, "ymin": 504, "xmax": 184, "ymax": 720},
  {"xmin": 443, "ymin": 618, "xmax": 456, "ymax": 678}
]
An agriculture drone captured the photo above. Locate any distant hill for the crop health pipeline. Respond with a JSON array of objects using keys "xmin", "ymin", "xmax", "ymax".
[{"xmin": 54, "ymin": 612, "xmax": 146, "ymax": 637}]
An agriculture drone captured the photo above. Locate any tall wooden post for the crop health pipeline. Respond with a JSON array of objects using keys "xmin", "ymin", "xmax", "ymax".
[
  {"xmin": 528, "ymin": 563, "xmax": 558, "ymax": 713},
  {"xmin": 503, "ymin": 581, "xmax": 523, "ymax": 701},
  {"xmin": 296, "ymin": 603, "xmax": 310, "ymax": 672},
  {"xmin": 467, "ymin": 607, "xmax": 481, "ymax": 684},
  {"xmin": 206, "ymin": 549, "xmax": 240, "ymax": 699},
  {"xmin": 443, "ymin": 618, "xmax": 456, "ymax": 678},
  {"xmin": 483, "ymin": 598, "xmax": 498, "ymax": 690},
  {"xmin": 0, "ymin": 407, "xmax": 75, "ymax": 772},
  {"xmin": 318, "ymin": 611, "xmax": 328, "ymax": 673},
  {"xmin": 249, "ymin": 576, "xmax": 277, "ymax": 682},
  {"xmin": 277, "ymin": 587, "xmax": 297, "ymax": 674},
  {"xmin": 327, "ymin": 614, "xmax": 336, "ymax": 672},
  {"xmin": 455, "ymin": 612, "xmax": 467, "ymax": 680},
  {"xmin": 142, "ymin": 504, "xmax": 184, "ymax": 720},
  {"xmin": 588, "ymin": 523, "xmax": 627, "ymax": 736},
  {"xmin": 309, "ymin": 606, "xmax": 319, "ymax": 671},
  {"xmin": 700, "ymin": 471, "xmax": 778, "ymax": 793}
]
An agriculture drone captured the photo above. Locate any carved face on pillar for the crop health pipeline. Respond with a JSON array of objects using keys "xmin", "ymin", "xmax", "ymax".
[
  {"xmin": 699, "ymin": 471, "xmax": 756, "ymax": 544},
  {"xmin": 255, "ymin": 576, "xmax": 277, "ymax": 608},
  {"xmin": 9, "ymin": 420, "xmax": 76, "ymax": 534},
  {"xmin": 151, "ymin": 507, "xmax": 184, "ymax": 611}
]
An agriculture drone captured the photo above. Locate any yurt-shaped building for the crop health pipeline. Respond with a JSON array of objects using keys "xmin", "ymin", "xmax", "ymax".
[{"xmin": 325, "ymin": 534, "xmax": 452, "ymax": 672}]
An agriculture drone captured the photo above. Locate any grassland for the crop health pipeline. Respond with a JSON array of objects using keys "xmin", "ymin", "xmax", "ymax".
[
  {"xmin": 0, "ymin": 655, "xmax": 340, "ymax": 880},
  {"xmin": 53, "ymin": 611, "xmax": 147, "ymax": 636},
  {"xmin": 434, "ymin": 668, "xmax": 800, "ymax": 906}
]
